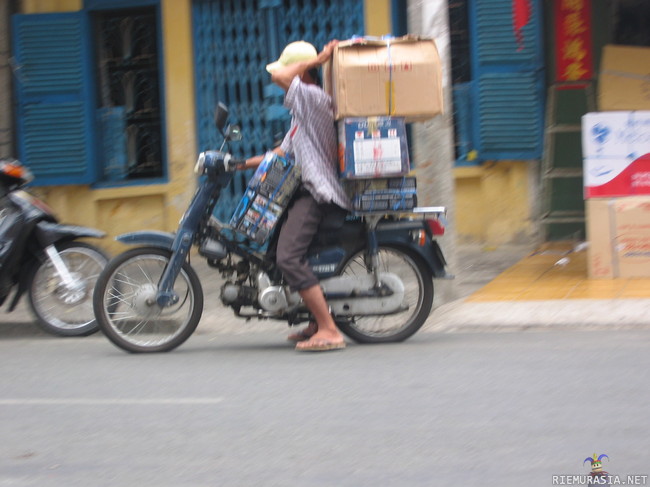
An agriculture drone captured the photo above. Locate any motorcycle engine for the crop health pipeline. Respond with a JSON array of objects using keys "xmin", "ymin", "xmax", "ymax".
[
  {"xmin": 220, "ymin": 282, "xmax": 256, "ymax": 307},
  {"xmin": 256, "ymin": 272, "xmax": 288, "ymax": 313},
  {"xmin": 220, "ymin": 272, "xmax": 293, "ymax": 314}
]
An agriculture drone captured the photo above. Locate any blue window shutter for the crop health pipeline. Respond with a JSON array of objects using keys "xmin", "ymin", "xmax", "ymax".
[
  {"xmin": 469, "ymin": 0, "xmax": 545, "ymax": 160},
  {"xmin": 12, "ymin": 12, "xmax": 96, "ymax": 186}
]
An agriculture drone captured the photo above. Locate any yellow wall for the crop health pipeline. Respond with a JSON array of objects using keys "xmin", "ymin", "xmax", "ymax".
[
  {"xmin": 20, "ymin": 0, "xmax": 395, "ymax": 255},
  {"xmin": 22, "ymin": 0, "xmax": 196, "ymax": 254},
  {"xmin": 363, "ymin": 1, "xmax": 535, "ymax": 245},
  {"xmin": 22, "ymin": 0, "xmax": 533, "ymax": 252},
  {"xmin": 455, "ymin": 161, "xmax": 536, "ymax": 245},
  {"xmin": 20, "ymin": 0, "xmax": 81, "ymax": 12},
  {"xmin": 20, "ymin": 0, "xmax": 534, "ymax": 251},
  {"xmin": 365, "ymin": 0, "xmax": 391, "ymax": 36}
]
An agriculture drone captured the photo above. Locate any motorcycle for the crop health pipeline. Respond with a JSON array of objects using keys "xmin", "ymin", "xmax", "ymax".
[
  {"xmin": 92, "ymin": 104, "xmax": 449, "ymax": 353},
  {"xmin": 0, "ymin": 159, "xmax": 109, "ymax": 336}
]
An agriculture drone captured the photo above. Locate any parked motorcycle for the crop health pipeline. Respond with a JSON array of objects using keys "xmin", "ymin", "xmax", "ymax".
[
  {"xmin": 92, "ymin": 104, "xmax": 449, "ymax": 353},
  {"xmin": 0, "ymin": 159, "xmax": 109, "ymax": 336}
]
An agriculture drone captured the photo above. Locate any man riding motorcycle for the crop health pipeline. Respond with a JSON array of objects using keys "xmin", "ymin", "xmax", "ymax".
[{"xmin": 240, "ymin": 40, "xmax": 348, "ymax": 352}]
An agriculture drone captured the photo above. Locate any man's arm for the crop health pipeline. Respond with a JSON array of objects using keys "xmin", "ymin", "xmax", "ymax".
[
  {"xmin": 243, "ymin": 146, "xmax": 285, "ymax": 171},
  {"xmin": 271, "ymin": 40, "xmax": 338, "ymax": 91}
]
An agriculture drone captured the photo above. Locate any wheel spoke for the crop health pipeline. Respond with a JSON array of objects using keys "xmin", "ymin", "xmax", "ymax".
[
  {"xmin": 338, "ymin": 247, "xmax": 432, "ymax": 342},
  {"xmin": 94, "ymin": 249, "xmax": 203, "ymax": 353},
  {"xmin": 29, "ymin": 244, "xmax": 108, "ymax": 335}
]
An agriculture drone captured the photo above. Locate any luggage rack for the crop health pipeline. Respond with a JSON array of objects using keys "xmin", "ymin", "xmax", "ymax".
[
  {"xmin": 352, "ymin": 206, "xmax": 447, "ymax": 232},
  {"xmin": 352, "ymin": 206, "xmax": 447, "ymax": 219}
]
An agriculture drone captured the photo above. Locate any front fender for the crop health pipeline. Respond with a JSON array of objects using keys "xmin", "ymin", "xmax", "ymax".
[
  {"xmin": 117, "ymin": 230, "xmax": 175, "ymax": 250},
  {"xmin": 35, "ymin": 221, "xmax": 105, "ymax": 246}
]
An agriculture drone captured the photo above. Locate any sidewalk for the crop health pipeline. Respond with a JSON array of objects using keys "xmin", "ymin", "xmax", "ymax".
[{"xmin": 424, "ymin": 241, "xmax": 650, "ymax": 333}]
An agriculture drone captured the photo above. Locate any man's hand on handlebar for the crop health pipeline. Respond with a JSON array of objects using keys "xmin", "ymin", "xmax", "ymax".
[
  {"xmin": 224, "ymin": 154, "xmax": 246, "ymax": 172},
  {"xmin": 240, "ymin": 147, "xmax": 287, "ymax": 171}
]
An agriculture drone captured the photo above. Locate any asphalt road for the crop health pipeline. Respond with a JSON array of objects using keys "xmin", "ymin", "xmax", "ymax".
[{"xmin": 1, "ymin": 328, "xmax": 648, "ymax": 486}]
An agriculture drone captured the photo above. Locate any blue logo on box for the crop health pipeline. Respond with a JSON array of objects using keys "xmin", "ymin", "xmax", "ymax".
[{"xmin": 592, "ymin": 123, "xmax": 611, "ymax": 145}]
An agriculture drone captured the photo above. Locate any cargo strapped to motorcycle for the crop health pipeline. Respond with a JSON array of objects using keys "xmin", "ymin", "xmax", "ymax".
[{"xmin": 229, "ymin": 152, "xmax": 301, "ymax": 245}]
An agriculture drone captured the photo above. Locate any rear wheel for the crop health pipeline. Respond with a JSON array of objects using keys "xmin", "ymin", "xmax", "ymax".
[
  {"xmin": 28, "ymin": 241, "xmax": 109, "ymax": 337},
  {"xmin": 336, "ymin": 246, "xmax": 433, "ymax": 343},
  {"xmin": 93, "ymin": 247, "xmax": 203, "ymax": 353}
]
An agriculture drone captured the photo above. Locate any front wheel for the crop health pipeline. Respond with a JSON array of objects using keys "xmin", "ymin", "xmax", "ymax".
[
  {"xmin": 336, "ymin": 246, "xmax": 434, "ymax": 343},
  {"xmin": 93, "ymin": 247, "xmax": 203, "ymax": 353},
  {"xmin": 28, "ymin": 241, "xmax": 109, "ymax": 337}
]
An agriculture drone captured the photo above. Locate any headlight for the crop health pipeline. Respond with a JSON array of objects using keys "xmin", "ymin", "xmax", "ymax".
[{"xmin": 194, "ymin": 152, "xmax": 206, "ymax": 174}]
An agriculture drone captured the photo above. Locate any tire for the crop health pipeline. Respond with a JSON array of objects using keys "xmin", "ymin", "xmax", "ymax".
[
  {"xmin": 93, "ymin": 247, "xmax": 203, "ymax": 353},
  {"xmin": 336, "ymin": 246, "xmax": 434, "ymax": 343},
  {"xmin": 28, "ymin": 241, "xmax": 109, "ymax": 337}
]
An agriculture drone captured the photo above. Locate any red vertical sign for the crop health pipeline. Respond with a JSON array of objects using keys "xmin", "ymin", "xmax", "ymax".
[
  {"xmin": 554, "ymin": 0, "xmax": 593, "ymax": 83},
  {"xmin": 512, "ymin": 0, "xmax": 531, "ymax": 51}
]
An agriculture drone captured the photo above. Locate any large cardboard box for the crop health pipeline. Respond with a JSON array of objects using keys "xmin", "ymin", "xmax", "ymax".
[
  {"xmin": 230, "ymin": 152, "xmax": 300, "ymax": 244},
  {"xmin": 582, "ymin": 111, "xmax": 650, "ymax": 198},
  {"xmin": 599, "ymin": 45, "xmax": 650, "ymax": 111},
  {"xmin": 587, "ymin": 196, "xmax": 650, "ymax": 278},
  {"xmin": 338, "ymin": 116, "xmax": 410, "ymax": 178},
  {"xmin": 324, "ymin": 36, "xmax": 443, "ymax": 121}
]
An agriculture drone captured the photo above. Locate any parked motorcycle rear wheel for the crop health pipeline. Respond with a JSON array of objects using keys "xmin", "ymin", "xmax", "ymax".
[
  {"xmin": 336, "ymin": 246, "xmax": 434, "ymax": 343},
  {"xmin": 28, "ymin": 241, "xmax": 109, "ymax": 337},
  {"xmin": 93, "ymin": 247, "xmax": 203, "ymax": 353}
]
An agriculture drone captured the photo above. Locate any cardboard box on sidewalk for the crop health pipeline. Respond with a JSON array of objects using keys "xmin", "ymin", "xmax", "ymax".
[
  {"xmin": 598, "ymin": 45, "xmax": 650, "ymax": 111},
  {"xmin": 582, "ymin": 111, "xmax": 650, "ymax": 198},
  {"xmin": 324, "ymin": 36, "xmax": 443, "ymax": 121},
  {"xmin": 586, "ymin": 196, "xmax": 650, "ymax": 278}
]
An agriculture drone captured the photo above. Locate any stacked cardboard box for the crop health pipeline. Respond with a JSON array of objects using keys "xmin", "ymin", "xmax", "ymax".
[
  {"xmin": 344, "ymin": 176, "xmax": 417, "ymax": 212},
  {"xmin": 230, "ymin": 152, "xmax": 301, "ymax": 244},
  {"xmin": 337, "ymin": 116, "xmax": 410, "ymax": 179},
  {"xmin": 583, "ymin": 111, "xmax": 650, "ymax": 277},
  {"xmin": 325, "ymin": 36, "xmax": 443, "ymax": 122},
  {"xmin": 584, "ymin": 44, "xmax": 650, "ymax": 277},
  {"xmin": 326, "ymin": 36, "xmax": 443, "ymax": 213},
  {"xmin": 598, "ymin": 45, "xmax": 650, "ymax": 112},
  {"xmin": 587, "ymin": 197, "xmax": 650, "ymax": 278}
]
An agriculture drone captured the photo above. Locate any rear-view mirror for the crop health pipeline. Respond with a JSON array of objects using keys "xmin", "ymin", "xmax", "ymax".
[{"xmin": 215, "ymin": 103, "xmax": 229, "ymax": 131}]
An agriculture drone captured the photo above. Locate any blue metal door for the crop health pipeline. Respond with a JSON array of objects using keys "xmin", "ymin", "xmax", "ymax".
[
  {"xmin": 192, "ymin": 0, "xmax": 364, "ymax": 220},
  {"xmin": 12, "ymin": 12, "xmax": 97, "ymax": 186},
  {"xmin": 468, "ymin": 0, "xmax": 545, "ymax": 161}
]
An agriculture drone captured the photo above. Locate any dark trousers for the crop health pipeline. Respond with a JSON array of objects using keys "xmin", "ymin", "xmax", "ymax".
[{"xmin": 276, "ymin": 192, "xmax": 326, "ymax": 292}]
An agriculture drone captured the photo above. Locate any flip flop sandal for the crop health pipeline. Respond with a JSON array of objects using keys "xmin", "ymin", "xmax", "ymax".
[
  {"xmin": 286, "ymin": 330, "xmax": 315, "ymax": 342},
  {"xmin": 295, "ymin": 338, "xmax": 346, "ymax": 352},
  {"xmin": 287, "ymin": 322, "xmax": 318, "ymax": 342}
]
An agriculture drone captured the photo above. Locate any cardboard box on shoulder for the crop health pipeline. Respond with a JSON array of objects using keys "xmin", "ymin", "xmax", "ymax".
[
  {"xmin": 587, "ymin": 196, "xmax": 650, "ymax": 278},
  {"xmin": 324, "ymin": 36, "xmax": 443, "ymax": 122},
  {"xmin": 229, "ymin": 152, "xmax": 300, "ymax": 245},
  {"xmin": 599, "ymin": 45, "xmax": 650, "ymax": 111},
  {"xmin": 338, "ymin": 116, "xmax": 410, "ymax": 179}
]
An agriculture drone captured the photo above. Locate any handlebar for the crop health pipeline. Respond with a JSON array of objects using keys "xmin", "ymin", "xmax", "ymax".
[
  {"xmin": 195, "ymin": 151, "xmax": 247, "ymax": 175},
  {"xmin": 226, "ymin": 157, "xmax": 246, "ymax": 171}
]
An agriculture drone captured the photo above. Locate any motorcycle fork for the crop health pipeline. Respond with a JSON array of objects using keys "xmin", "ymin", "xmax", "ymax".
[
  {"xmin": 155, "ymin": 180, "xmax": 217, "ymax": 307},
  {"xmin": 44, "ymin": 245, "xmax": 83, "ymax": 293}
]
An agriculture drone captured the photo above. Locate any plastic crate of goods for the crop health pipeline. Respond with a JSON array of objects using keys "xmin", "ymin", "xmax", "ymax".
[
  {"xmin": 230, "ymin": 152, "xmax": 301, "ymax": 244},
  {"xmin": 345, "ymin": 176, "xmax": 417, "ymax": 212}
]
